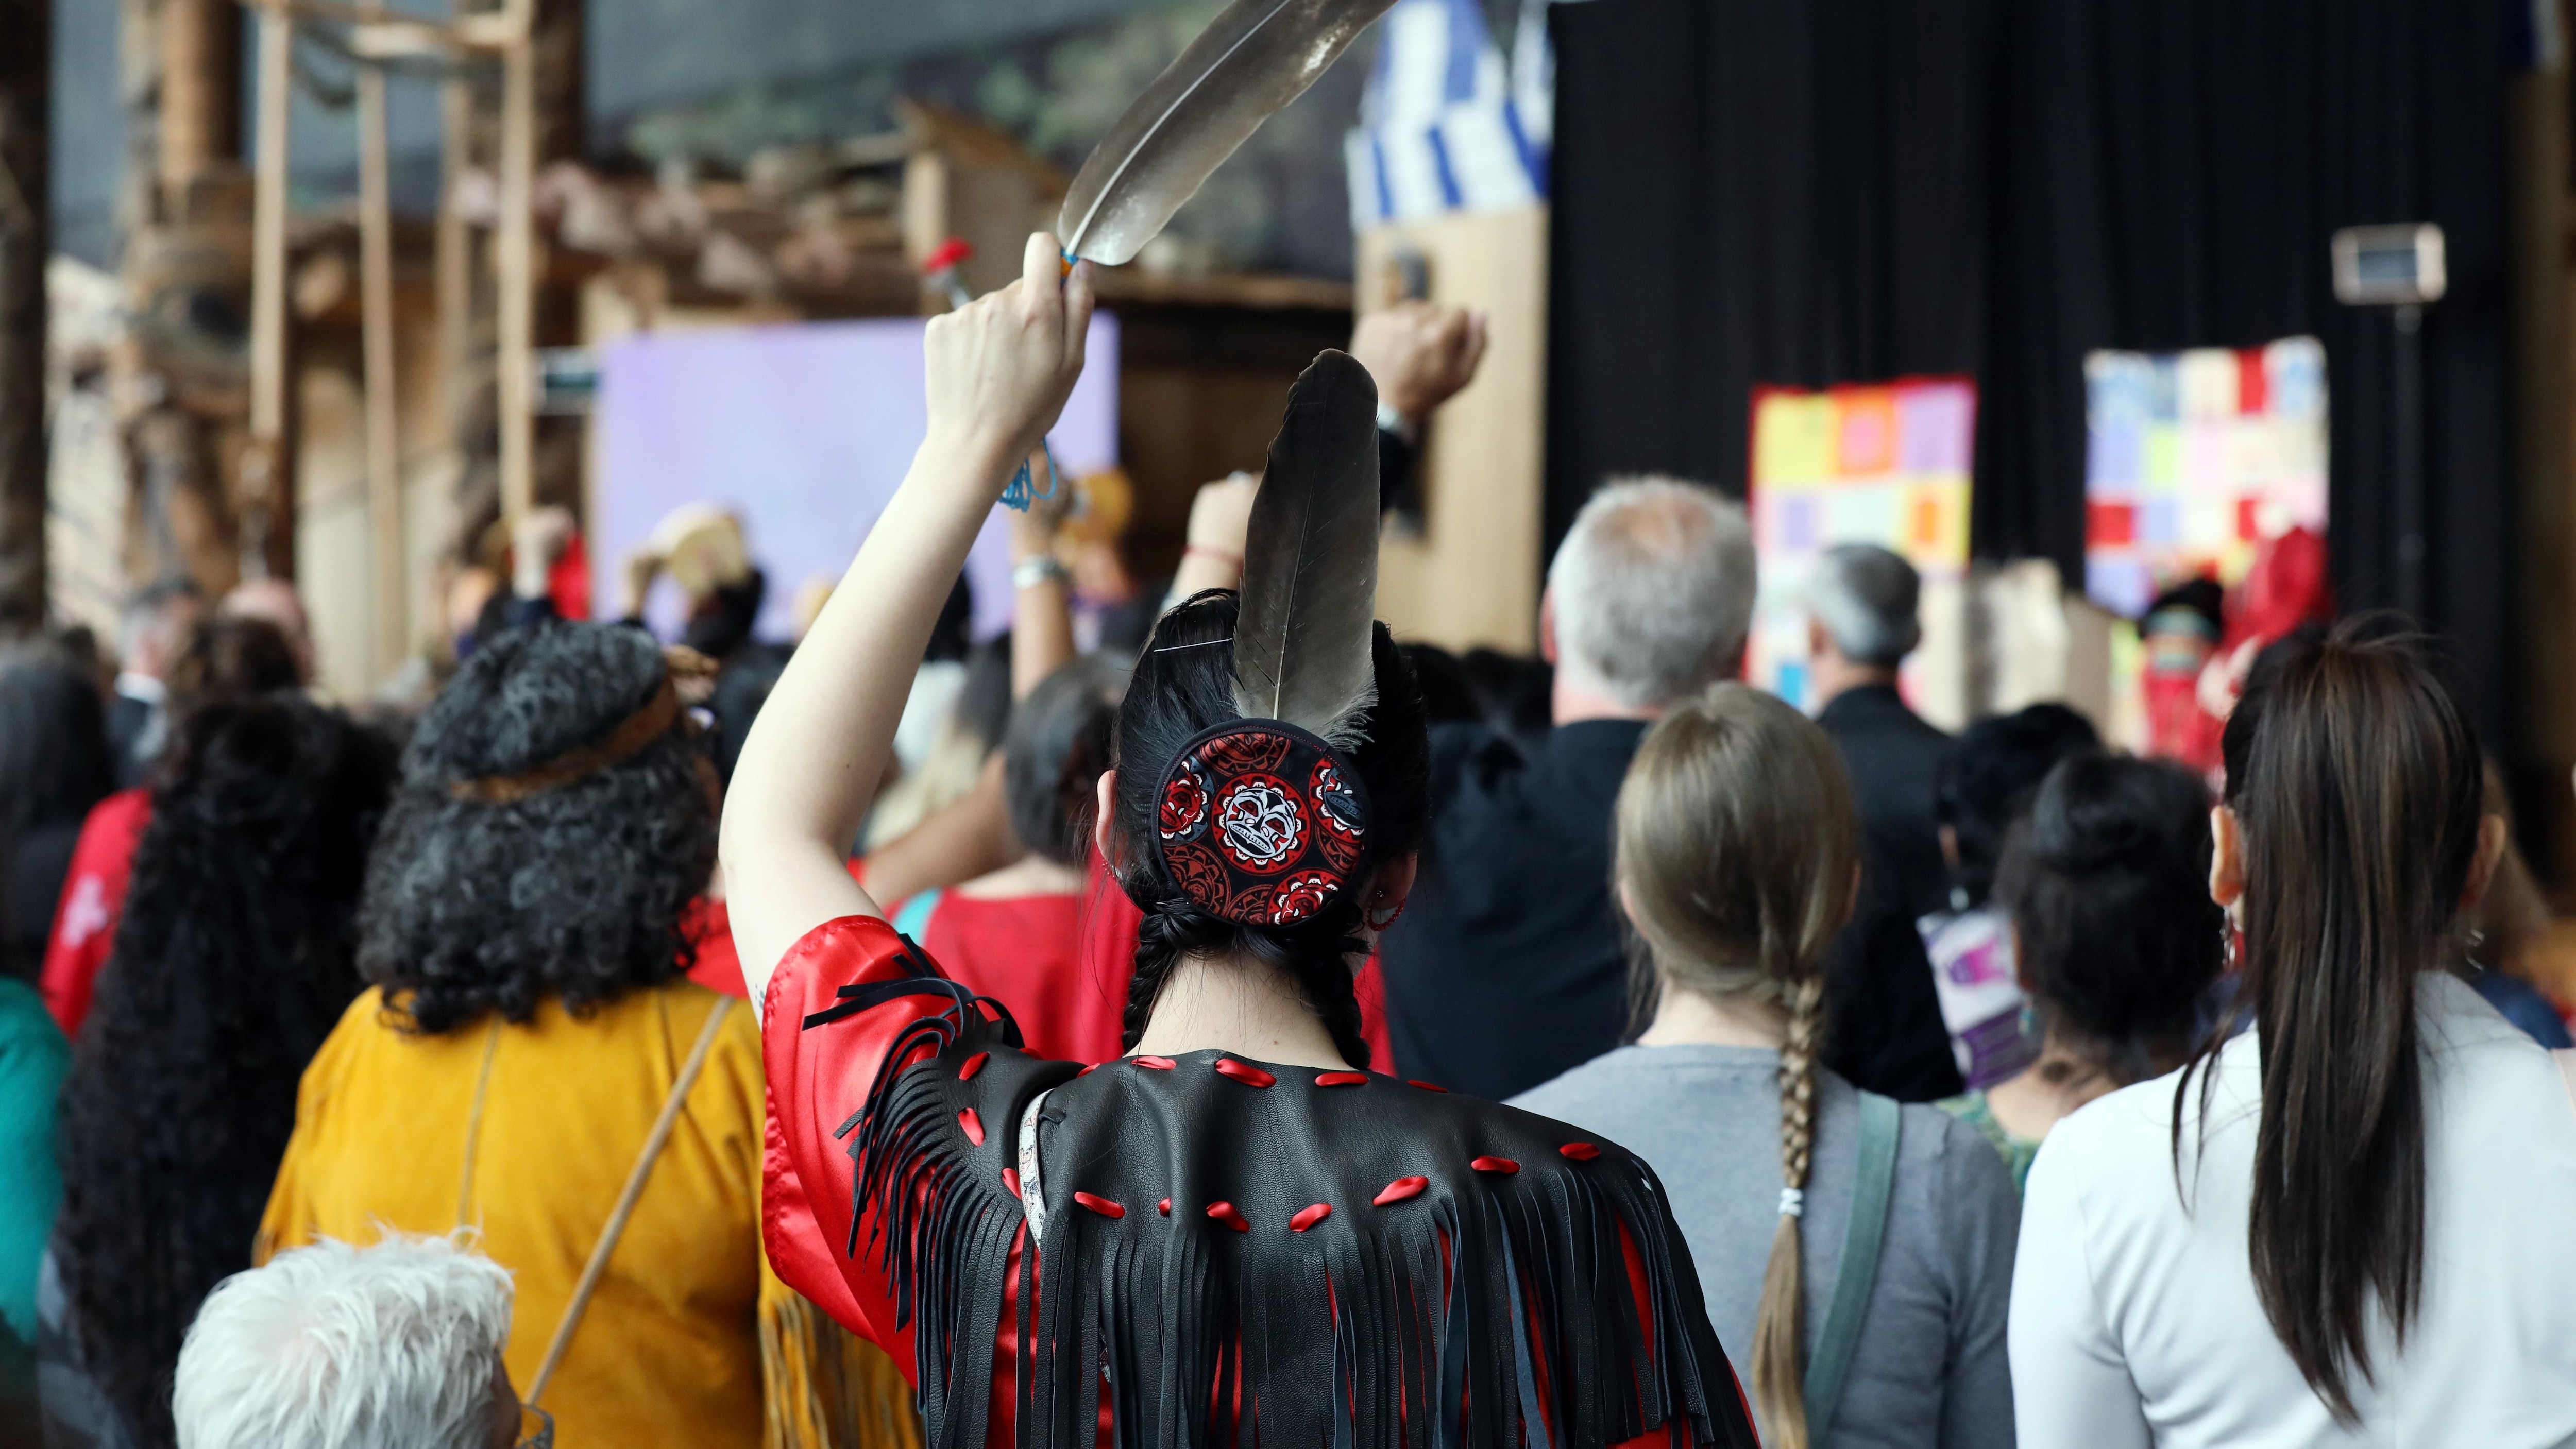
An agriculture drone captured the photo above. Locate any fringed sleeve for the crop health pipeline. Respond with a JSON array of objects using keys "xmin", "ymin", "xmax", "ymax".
[{"xmin": 759, "ymin": 914, "xmax": 959, "ymax": 1370}]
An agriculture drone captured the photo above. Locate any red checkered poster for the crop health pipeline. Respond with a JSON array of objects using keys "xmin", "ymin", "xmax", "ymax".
[{"xmin": 2081, "ymin": 337, "xmax": 2327, "ymax": 618}]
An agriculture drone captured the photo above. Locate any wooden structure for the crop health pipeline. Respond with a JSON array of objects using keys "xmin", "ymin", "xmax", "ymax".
[
  {"xmin": 1358, "ymin": 208, "xmax": 1550, "ymax": 655},
  {"xmin": 236, "ymin": 0, "xmax": 548, "ymax": 691},
  {"xmin": 562, "ymin": 107, "xmax": 1358, "ymax": 590},
  {"xmin": 0, "ymin": 0, "xmax": 47, "ymax": 630}
]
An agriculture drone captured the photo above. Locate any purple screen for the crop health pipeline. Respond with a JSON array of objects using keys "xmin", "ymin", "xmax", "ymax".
[{"xmin": 595, "ymin": 313, "xmax": 1121, "ymax": 642}]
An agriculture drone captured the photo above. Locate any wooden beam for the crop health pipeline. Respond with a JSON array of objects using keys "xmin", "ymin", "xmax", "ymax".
[
  {"xmin": 495, "ymin": 0, "xmax": 534, "ymax": 526},
  {"xmin": 1360, "ymin": 209, "xmax": 1549, "ymax": 656},
  {"xmin": 0, "ymin": 0, "xmax": 50, "ymax": 632},
  {"xmin": 349, "ymin": 18, "xmax": 458, "ymax": 58},
  {"xmin": 358, "ymin": 61, "xmax": 405, "ymax": 678},
  {"xmin": 159, "ymin": 0, "xmax": 242, "ymax": 209},
  {"xmin": 232, "ymin": 0, "xmax": 521, "ymax": 50},
  {"xmin": 437, "ymin": 53, "xmax": 472, "ymax": 478},
  {"xmin": 243, "ymin": 1, "xmax": 294, "ymax": 578}
]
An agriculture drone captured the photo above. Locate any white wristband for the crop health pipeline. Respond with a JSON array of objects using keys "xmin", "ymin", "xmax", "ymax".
[
  {"xmin": 1376, "ymin": 399, "xmax": 1420, "ymax": 446},
  {"xmin": 1012, "ymin": 555, "xmax": 1071, "ymax": 591}
]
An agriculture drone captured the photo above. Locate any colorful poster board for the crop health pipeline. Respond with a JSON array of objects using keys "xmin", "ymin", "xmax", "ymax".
[
  {"xmin": 1748, "ymin": 377, "xmax": 1976, "ymax": 720},
  {"xmin": 2081, "ymin": 337, "xmax": 2328, "ymax": 619}
]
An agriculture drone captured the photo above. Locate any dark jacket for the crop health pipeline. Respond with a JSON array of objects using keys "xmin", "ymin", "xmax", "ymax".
[
  {"xmin": 1816, "ymin": 683, "xmax": 1954, "ymax": 922},
  {"xmin": 1380, "ymin": 713, "xmax": 1964, "ymax": 1105},
  {"xmin": 1826, "ymin": 830, "xmax": 1968, "ymax": 1102},
  {"xmin": 1380, "ymin": 720, "xmax": 1646, "ymax": 1102}
]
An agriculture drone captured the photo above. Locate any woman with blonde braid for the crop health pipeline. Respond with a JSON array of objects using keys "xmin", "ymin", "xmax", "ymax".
[{"xmin": 1517, "ymin": 683, "xmax": 2020, "ymax": 1449}]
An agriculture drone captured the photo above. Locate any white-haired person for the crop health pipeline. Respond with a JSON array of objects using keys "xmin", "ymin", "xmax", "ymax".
[
  {"xmin": 1806, "ymin": 543, "xmax": 1951, "ymax": 921},
  {"xmin": 1375, "ymin": 476, "xmax": 1758, "ymax": 1100},
  {"xmin": 173, "ymin": 1233, "xmax": 530, "ymax": 1449}
]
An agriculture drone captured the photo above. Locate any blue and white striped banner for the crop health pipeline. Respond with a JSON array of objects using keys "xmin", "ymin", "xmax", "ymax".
[{"xmin": 1346, "ymin": 0, "xmax": 1553, "ymax": 227}]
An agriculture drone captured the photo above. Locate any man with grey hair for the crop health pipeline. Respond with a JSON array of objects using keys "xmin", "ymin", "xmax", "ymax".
[
  {"xmin": 172, "ymin": 1234, "xmax": 527, "ymax": 1449},
  {"xmin": 1379, "ymin": 477, "xmax": 1756, "ymax": 1101},
  {"xmin": 1806, "ymin": 543, "xmax": 1953, "ymax": 920}
]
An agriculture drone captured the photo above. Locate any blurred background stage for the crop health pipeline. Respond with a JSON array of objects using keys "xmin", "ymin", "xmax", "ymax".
[{"xmin": 16, "ymin": 0, "xmax": 2576, "ymax": 992}]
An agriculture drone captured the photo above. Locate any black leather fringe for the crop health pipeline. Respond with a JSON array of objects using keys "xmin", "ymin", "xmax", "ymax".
[{"xmin": 829, "ymin": 972, "xmax": 1751, "ymax": 1449}]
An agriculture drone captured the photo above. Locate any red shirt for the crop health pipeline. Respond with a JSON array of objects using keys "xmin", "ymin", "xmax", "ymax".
[
  {"xmin": 906, "ymin": 889, "xmax": 1125, "ymax": 1064},
  {"xmin": 923, "ymin": 855, "xmax": 1395, "ymax": 1069},
  {"xmin": 39, "ymin": 787, "xmax": 153, "ymax": 1037},
  {"xmin": 681, "ymin": 896, "xmax": 749, "ymax": 999},
  {"xmin": 681, "ymin": 858, "xmax": 877, "ymax": 1002}
]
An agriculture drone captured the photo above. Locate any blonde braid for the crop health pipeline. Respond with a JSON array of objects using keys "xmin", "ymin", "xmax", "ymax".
[
  {"xmin": 1751, "ymin": 971, "xmax": 1826, "ymax": 1449},
  {"xmin": 1608, "ymin": 683, "xmax": 1858, "ymax": 1448}
]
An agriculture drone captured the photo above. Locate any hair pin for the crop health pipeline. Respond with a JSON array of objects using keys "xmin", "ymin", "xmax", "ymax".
[{"xmin": 1153, "ymin": 637, "xmax": 1234, "ymax": 653}]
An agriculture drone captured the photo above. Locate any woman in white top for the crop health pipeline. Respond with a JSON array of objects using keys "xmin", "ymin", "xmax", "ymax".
[{"xmin": 2010, "ymin": 621, "xmax": 2576, "ymax": 1448}]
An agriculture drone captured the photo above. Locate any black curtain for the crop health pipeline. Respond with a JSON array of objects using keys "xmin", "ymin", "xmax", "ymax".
[{"xmin": 1547, "ymin": 0, "xmax": 2512, "ymax": 742}]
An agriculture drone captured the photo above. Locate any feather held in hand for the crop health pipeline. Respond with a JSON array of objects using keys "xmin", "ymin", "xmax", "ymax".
[
  {"xmin": 1059, "ymin": 0, "xmax": 1397, "ymax": 265},
  {"xmin": 1233, "ymin": 350, "xmax": 1381, "ymax": 747}
]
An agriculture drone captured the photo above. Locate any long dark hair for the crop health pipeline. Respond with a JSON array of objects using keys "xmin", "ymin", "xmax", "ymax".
[
  {"xmin": 1108, "ymin": 592, "xmax": 1430, "ymax": 1068},
  {"xmin": 53, "ymin": 695, "xmax": 394, "ymax": 1449},
  {"xmin": 1998, "ymin": 753, "xmax": 2221, "ymax": 1086},
  {"xmin": 1005, "ymin": 654, "xmax": 1125, "ymax": 868},
  {"xmin": 162, "ymin": 615, "xmax": 301, "ymax": 714},
  {"xmin": 359, "ymin": 622, "xmax": 714, "ymax": 1035},
  {"xmin": 1934, "ymin": 703, "xmax": 2099, "ymax": 910},
  {"xmin": 0, "ymin": 661, "xmax": 116, "ymax": 978},
  {"xmin": 0, "ymin": 660, "xmax": 115, "ymax": 834},
  {"xmin": 2178, "ymin": 619, "xmax": 2483, "ymax": 1422}
]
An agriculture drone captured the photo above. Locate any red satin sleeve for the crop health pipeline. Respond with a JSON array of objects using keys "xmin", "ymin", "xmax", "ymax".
[{"xmin": 759, "ymin": 913, "xmax": 949, "ymax": 1379}]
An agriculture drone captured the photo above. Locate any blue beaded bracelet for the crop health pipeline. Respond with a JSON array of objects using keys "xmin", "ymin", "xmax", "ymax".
[{"xmin": 1002, "ymin": 439, "xmax": 1062, "ymax": 513}]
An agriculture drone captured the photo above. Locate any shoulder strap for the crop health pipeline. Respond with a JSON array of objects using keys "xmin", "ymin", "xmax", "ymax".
[
  {"xmin": 525, "ymin": 994, "xmax": 733, "ymax": 1408},
  {"xmin": 2555, "ymin": 1048, "xmax": 2576, "ymax": 1117},
  {"xmin": 892, "ymin": 889, "xmax": 944, "ymax": 942},
  {"xmin": 1804, "ymin": 1089, "xmax": 1901, "ymax": 1438}
]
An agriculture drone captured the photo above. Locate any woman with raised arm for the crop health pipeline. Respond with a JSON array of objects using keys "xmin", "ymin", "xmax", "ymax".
[
  {"xmin": 2010, "ymin": 622, "xmax": 2576, "ymax": 1447},
  {"xmin": 725, "ymin": 234, "xmax": 1756, "ymax": 1449}
]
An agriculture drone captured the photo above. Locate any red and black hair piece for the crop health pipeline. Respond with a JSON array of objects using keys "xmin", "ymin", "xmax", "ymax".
[{"xmin": 1154, "ymin": 718, "xmax": 1372, "ymax": 927}]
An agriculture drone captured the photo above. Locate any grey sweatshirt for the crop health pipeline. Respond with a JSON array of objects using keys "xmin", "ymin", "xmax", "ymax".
[{"xmin": 1512, "ymin": 1044, "xmax": 2018, "ymax": 1449}]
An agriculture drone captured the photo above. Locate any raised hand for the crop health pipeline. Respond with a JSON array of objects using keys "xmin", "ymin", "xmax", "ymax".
[
  {"xmin": 923, "ymin": 233, "xmax": 1098, "ymax": 494},
  {"xmin": 1349, "ymin": 301, "xmax": 1488, "ymax": 431}
]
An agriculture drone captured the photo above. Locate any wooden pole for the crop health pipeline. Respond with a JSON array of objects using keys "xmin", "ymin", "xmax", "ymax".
[
  {"xmin": 243, "ymin": 1, "xmax": 294, "ymax": 580},
  {"xmin": 358, "ymin": 61, "xmax": 405, "ymax": 678},
  {"xmin": 0, "ymin": 0, "xmax": 50, "ymax": 632},
  {"xmin": 437, "ymin": 53, "xmax": 471, "ymax": 467},
  {"xmin": 158, "ymin": 0, "xmax": 242, "ymax": 210},
  {"xmin": 495, "ymin": 0, "xmax": 535, "ymax": 528}
]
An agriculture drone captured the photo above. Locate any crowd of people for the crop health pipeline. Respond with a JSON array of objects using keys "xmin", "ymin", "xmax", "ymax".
[{"xmin": 0, "ymin": 231, "xmax": 2571, "ymax": 1449}]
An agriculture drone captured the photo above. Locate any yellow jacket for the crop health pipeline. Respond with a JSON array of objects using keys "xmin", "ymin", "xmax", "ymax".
[{"xmin": 259, "ymin": 979, "xmax": 916, "ymax": 1449}]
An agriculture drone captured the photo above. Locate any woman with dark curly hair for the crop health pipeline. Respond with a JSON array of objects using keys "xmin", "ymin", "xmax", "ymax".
[
  {"xmin": 257, "ymin": 620, "xmax": 911, "ymax": 1449},
  {"xmin": 40, "ymin": 694, "xmax": 393, "ymax": 1449},
  {"xmin": 38, "ymin": 614, "xmax": 303, "ymax": 1038}
]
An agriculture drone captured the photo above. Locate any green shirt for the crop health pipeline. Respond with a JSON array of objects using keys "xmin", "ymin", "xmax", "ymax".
[
  {"xmin": 0, "ymin": 978, "xmax": 69, "ymax": 1352},
  {"xmin": 1937, "ymin": 1088, "xmax": 2041, "ymax": 1197}
]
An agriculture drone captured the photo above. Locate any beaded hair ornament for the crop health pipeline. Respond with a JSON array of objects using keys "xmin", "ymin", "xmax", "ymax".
[{"xmin": 1151, "ymin": 350, "xmax": 1382, "ymax": 926}]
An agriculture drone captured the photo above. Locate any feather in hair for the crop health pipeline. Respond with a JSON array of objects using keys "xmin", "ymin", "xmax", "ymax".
[
  {"xmin": 1232, "ymin": 351, "xmax": 1381, "ymax": 749},
  {"xmin": 1058, "ymin": 0, "xmax": 1397, "ymax": 265}
]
